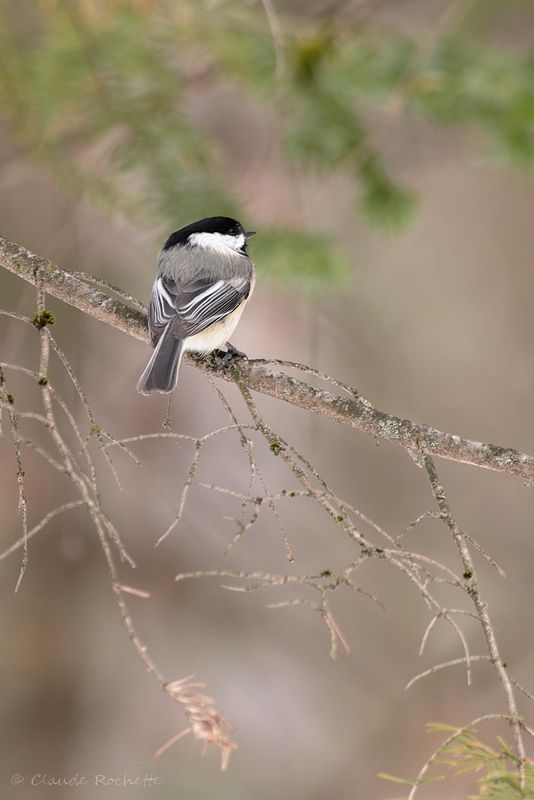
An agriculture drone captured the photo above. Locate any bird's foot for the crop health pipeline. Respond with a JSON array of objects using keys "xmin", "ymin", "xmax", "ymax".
[
  {"xmin": 225, "ymin": 342, "xmax": 248, "ymax": 360},
  {"xmin": 214, "ymin": 343, "xmax": 248, "ymax": 369}
]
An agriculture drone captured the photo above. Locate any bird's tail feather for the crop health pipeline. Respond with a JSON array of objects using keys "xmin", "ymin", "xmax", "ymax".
[{"xmin": 136, "ymin": 325, "xmax": 184, "ymax": 395}]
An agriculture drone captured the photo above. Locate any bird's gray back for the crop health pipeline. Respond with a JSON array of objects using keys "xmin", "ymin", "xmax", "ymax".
[{"xmin": 158, "ymin": 246, "xmax": 254, "ymax": 283}]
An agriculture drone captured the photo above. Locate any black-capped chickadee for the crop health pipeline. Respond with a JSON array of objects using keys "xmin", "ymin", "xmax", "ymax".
[{"xmin": 137, "ymin": 216, "xmax": 256, "ymax": 395}]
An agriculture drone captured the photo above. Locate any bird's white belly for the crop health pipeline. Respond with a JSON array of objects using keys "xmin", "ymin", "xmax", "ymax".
[{"xmin": 184, "ymin": 303, "xmax": 246, "ymax": 354}]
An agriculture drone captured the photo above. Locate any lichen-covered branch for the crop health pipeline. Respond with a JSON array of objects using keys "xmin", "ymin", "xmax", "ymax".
[{"xmin": 2, "ymin": 234, "xmax": 534, "ymax": 482}]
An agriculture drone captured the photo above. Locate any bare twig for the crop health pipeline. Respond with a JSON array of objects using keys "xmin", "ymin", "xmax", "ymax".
[
  {"xmin": 0, "ymin": 500, "xmax": 85, "ymax": 561},
  {"xmin": 0, "ymin": 365, "xmax": 29, "ymax": 591},
  {"xmin": 422, "ymin": 454, "xmax": 527, "ymax": 787},
  {"xmin": 154, "ymin": 440, "xmax": 202, "ymax": 547},
  {"xmin": 405, "ymin": 655, "xmax": 491, "ymax": 691},
  {"xmin": 258, "ymin": 0, "xmax": 285, "ymax": 77}
]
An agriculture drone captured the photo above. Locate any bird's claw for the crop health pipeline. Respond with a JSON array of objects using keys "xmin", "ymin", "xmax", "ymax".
[
  {"xmin": 225, "ymin": 342, "xmax": 248, "ymax": 360},
  {"xmin": 214, "ymin": 343, "xmax": 248, "ymax": 369}
]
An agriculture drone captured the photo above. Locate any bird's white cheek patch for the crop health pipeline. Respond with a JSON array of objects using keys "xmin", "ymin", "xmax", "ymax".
[{"xmin": 189, "ymin": 232, "xmax": 245, "ymax": 254}]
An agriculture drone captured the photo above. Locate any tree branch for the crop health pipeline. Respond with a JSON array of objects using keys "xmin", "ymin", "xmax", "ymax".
[{"xmin": 2, "ymin": 234, "xmax": 534, "ymax": 482}]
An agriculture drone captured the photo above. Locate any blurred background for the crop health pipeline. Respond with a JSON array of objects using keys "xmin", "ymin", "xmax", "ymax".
[{"xmin": 1, "ymin": 1, "xmax": 534, "ymax": 797}]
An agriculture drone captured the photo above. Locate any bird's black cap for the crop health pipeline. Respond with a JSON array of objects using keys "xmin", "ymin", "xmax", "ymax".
[{"xmin": 163, "ymin": 216, "xmax": 247, "ymax": 250}]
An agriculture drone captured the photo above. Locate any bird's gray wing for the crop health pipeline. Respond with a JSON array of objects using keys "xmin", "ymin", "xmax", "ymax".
[{"xmin": 148, "ymin": 274, "xmax": 251, "ymax": 345}]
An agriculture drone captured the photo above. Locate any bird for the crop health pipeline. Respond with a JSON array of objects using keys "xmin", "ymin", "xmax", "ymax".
[{"xmin": 137, "ymin": 216, "xmax": 256, "ymax": 395}]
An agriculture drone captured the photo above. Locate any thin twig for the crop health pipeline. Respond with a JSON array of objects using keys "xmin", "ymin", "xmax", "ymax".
[
  {"xmin": 0, "ymin": 500, "xmax": 85, "ymax": 561},
  {"xmin": 422, "ymin": 454, "xmax": 527, "ymax": 786},
  {"xmin": 0, "ymin": 365, "xmax": 29, "ymax": 591},
  {"xmin": 405, "ymin": 656, "xmax": 491, "ymax": 691}
]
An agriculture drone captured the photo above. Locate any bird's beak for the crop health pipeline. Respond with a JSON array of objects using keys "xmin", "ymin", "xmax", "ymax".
[{"xmin": 244, "ymin": 231, "xmax": 256, "ymax": 239}]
